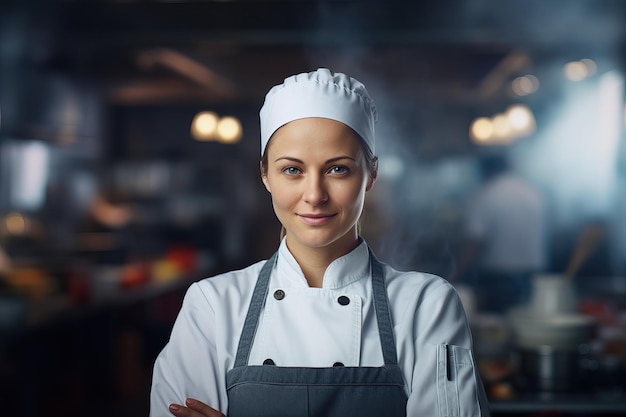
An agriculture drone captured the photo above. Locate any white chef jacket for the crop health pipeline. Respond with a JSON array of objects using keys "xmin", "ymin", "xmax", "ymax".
[{"xmin": 150, "ymin": 239, "xmax": 490, "ymax": 417}]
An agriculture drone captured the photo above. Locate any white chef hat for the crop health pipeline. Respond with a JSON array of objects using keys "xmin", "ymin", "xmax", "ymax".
[{"xmin": 259, "ymin": 68, "xmax": 377, "ymax": 156}]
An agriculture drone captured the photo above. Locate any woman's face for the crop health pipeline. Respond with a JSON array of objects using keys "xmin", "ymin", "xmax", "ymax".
[{"xmin": 262, "ymin": 117, "xmax": 376, "ymax": 255}]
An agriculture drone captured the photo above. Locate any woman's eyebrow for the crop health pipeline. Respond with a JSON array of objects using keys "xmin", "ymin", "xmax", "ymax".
[
  {"xmin": 273, "ymin": 156, "xmax": 356, "ymax": 164},
  {"xmin": 326, "ymin": 156, "xmax": 356, "ymax": 164},
  {"xmin": 274, "ymin": 156, "xmax": 303, "ymax": 163}
]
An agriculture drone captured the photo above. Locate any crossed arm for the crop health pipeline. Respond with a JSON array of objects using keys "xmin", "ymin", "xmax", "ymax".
[{"xmin": 169, "ymin": 398, "xmax": 225, "ymax": 417}]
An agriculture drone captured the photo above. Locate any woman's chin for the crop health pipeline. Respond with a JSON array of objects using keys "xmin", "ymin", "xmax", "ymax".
[{"xmin": 287, "ymin": 231, "xmax": 357, "ymax": 252}]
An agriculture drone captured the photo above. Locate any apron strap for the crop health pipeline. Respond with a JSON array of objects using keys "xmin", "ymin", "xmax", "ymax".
[
  {"xmin": 369, "ymin": 249, "xmax": 399, "ymax": 366},
  {"xmin": 233, "ymin": 252, "xmax": 277, "ymax": 368},
  {"xmin": 233, "ymin": 247, "xmax": 399, "ymax": 367}
]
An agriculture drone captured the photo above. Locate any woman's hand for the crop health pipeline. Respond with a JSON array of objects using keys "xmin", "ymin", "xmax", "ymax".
[{"xmin": 169, "ymin": 398, "xmax": 225, "ymax": 417}]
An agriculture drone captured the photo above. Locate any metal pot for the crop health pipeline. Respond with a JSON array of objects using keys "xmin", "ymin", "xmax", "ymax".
[{"xmin": 515, "ymin": 346, "xmax": 587, "ymax": 393}]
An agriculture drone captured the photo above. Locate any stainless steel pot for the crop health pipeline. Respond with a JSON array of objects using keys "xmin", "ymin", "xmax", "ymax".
[{"xmin": 515, "ymin": 346, "xmax": 586, "ymax": 393}]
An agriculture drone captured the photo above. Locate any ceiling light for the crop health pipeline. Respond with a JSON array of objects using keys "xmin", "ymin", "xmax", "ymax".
[
  {"xmin": 216, "ymin": 116, "xmax": 242, "ymax": 144},
  {"xmin": 191, "ymin": 111, "xmax": 218, "ymax": 141},
  {"xmin": 506, "ymin": 104, "xmax": 535, "ymax": 134},
  {"xmin": 470, "ymin": 117, "xmax": 494, "ymax": 143},
  {"xmin": 511, "ymin": 74, "xmax": 539, "ymax": 96},
  {"xmin": 564, "ymin": 61, "xmax": 589, "ymax": 81},
  {"xmin": 492, "ymin": 113, "xmax": 512, "ymax": 140}
]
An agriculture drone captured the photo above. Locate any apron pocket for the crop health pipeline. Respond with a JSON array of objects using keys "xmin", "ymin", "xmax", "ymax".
[
  {"xmin": 228, "ymin": 383, "xmax": 308, "ymax": 417},
  {"xmin": 436, "ymin": 343, "xmax": 481, "ymax": 417}
]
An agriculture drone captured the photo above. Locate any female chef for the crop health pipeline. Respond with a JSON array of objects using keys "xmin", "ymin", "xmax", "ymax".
[{"xmin": 150, "ymin": 68, "xmax": 490, "ymax": 417}]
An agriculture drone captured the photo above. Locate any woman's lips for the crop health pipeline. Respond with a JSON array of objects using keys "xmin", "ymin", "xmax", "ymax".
[{"xmin": 298, "ymin": 213, "xmax": 335, "ymax": 226}]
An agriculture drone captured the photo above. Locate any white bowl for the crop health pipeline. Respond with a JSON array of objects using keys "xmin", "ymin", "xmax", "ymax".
[{"xmin": 508, "ymin": 308, "xmax": 596, "ymax": 350}]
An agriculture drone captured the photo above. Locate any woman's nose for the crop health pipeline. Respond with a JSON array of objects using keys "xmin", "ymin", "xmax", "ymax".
[{"xmin": 303, "ymin": 175, "xmax": 328, "ymax": 205}]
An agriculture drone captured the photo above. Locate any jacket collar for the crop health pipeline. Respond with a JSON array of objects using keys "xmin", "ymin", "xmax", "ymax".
[{"xmin": 276, "ymin": 238, "xmax": 370, "ymax": 289}]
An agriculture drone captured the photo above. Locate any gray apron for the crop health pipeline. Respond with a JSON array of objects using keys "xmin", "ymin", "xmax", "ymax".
[{"xmin": 226, "ymin": 249, "xmax": 408, "ymax": 417}]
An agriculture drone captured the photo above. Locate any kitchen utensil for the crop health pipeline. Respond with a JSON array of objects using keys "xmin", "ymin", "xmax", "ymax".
[{"xmin": 565, "ymin": 223, "xmax": 604, "ymax": 280}]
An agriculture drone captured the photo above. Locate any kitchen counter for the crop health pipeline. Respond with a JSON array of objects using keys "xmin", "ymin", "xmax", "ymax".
[
  {"xmin": 471, "ymin": 310, "xmax": 626, "ymax": 416},
  {"xmin": 0, "ymin": 273, "xmax": 198, "ymax": 341},
  {"xmin": 490, "ymin": 392, "xmax": 626, "ymax": 415},
  {"xmin": 0, "ymin": 265, "xmax": 207, "ymax": 417}
]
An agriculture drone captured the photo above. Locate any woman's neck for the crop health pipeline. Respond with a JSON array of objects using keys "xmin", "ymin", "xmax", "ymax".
[{"xmin": 285, "ymin": 236, "xmax": 360, "ymax": 288}]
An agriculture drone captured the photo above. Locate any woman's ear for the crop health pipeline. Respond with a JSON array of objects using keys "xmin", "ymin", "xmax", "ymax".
[
  {"xmin": 365, "ymin": 160, "xmax": 378, "ymax": 192},
  {"xmin": 260, "ymin": 161, "xmax": 271, "ymax": 193}
]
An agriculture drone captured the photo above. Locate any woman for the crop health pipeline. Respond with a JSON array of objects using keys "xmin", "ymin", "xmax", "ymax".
[{"xmin": 150, "ymin": 68, "xmax": 490, "ymax": 417}]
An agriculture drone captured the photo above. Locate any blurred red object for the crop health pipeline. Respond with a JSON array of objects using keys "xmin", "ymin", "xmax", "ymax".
[
  {"xmin": 120, "ymin": 261, "xmax": 151, "ymax": 289},
  {"xmin": 580, "ymin": 299, "xmax": 617, "ymax": 326},
  {"xmin": 165, "ymin": 244, "xmax": 197, "ymax": 274}
]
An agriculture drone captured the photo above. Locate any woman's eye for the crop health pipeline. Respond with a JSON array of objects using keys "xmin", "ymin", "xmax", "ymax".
[
  {"xmin": 329, "ymin": 166, "xmax": 349, "ymax": 175},
  {"xmin": 283, "ymin": 166, "xmax": 301, "ymax": 175}
]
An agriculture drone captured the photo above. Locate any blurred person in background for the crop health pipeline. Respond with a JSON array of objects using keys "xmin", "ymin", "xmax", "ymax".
[
  {"xmin": 150, "ymin": 68, "xmax": 490, "ymax": 417},
  {"xmin": 452, "ymin": 153, "xmax": 547, "ymax": 314}
]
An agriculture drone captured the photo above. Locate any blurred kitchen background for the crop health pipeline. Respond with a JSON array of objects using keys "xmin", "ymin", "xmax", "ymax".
[{"xmin": 1, "ymin": 0, "xmax": 626, "ymax": 416}]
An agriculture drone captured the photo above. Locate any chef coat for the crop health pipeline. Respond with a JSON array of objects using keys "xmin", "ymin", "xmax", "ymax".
[{"xmin": 150, "ymin": 239, "xmax": 490, "ymax": 417}]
